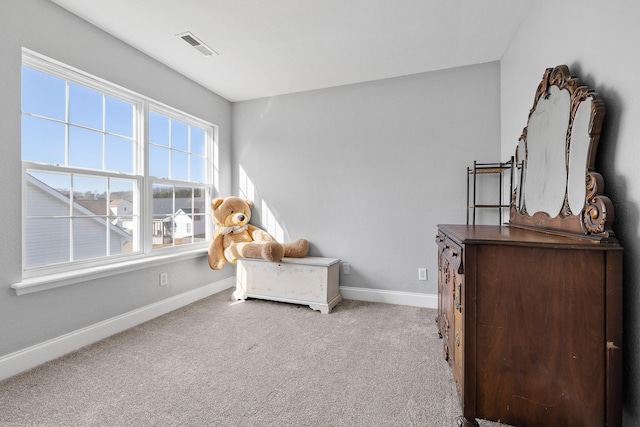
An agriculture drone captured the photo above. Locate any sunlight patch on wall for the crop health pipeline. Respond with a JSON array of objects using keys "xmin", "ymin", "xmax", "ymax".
[
  {"xmin": 238, "ymin": 165, "xmax": 255, "ymax": 202},
  {"xmin": 238, "ymin": 165, "xmax": 286, "ymax": 242},
  {"xmin": 261, "ymin": 200, "xmax": 284, "ymax": 242},
  {"xmin": 212, "ymin": 136, "xmax": 219, "ymax": 192}
]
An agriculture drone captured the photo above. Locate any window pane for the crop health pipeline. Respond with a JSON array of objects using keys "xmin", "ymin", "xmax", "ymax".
[
  {"xmin": 190, "ymin": 154, "xmax": 205, "ymax": 182},
  {"xmin": 69, "ymin": 126, "xmax": 103, "ymax": 169},
  {"xmin": 193, "ymin": 187, "xmax": 206, "ymax": 242},
  {"xmin": 174, "ymin": 187, "xmax": 192, "ymax": 246},
  {"xmin": 69, "ymin": 83, "xmax": 103, "ymax": 130},
  {"xmin": 73, "ymin": 217, "xmax": 107, "ymax": 260},
  {"xmin": 193, "ymin": 187, "xmax": 204, "ymax": 210},
  {"xmin": 190, "ymin": 127, "xmax": 205, "ymax": 155},
  {"xmin": 153, "ymin": 184, "xmax": 174, "ymax": 248},
  {"xmin": 111, "ymin": 179, "xmax": 135, "ymax": 205},
  {"xmin": 22, "ymin": 116, "xmax": 66, "ymax": 164},
  {"xmin": 174, "ymin": 210, "xmax": 192, "ymax": 244},
  {"xmin": 175, "ymin": 187, "xmax": 193, "ymax": 211},
  {"xmin": 105, "ymin": 96, "xmax": 133, "ymax": 137},
  {"xmin": 73, "ymin": 176, "xmax": 107, "ymax": 217},
  {"xmin": 111, "ymin": 179, "xmax": 137, "ymax": 252},
  {"xmin": 172, "ymin": 150, "xmax": 188, "ymax": 181},
  {"xmin": 153, "ymin": 184, "xmax": 174, "ymax": 214},
  {"xmin": 22, "ymin": 66, "xmax": 66, "ymax": 121},
  {"xmin": 106, "ymin": 135, "xmax": 133, "ymax": 173},
  {"xmin": 149, "ymin": 145, "xmax": 169, "ymax": 178},
  {"xmin": 149, "ymin": 111, "xmax": 169, "ymax": 147},
  {"xmin": 171, "ymin": 120, "xmax": 188, "ymax": 151},
  {"xmin": 116, "ymin": 216, "xmax": 135, "ymax": 253},
  {"xmin": 110, "ymin": 228, "xmax": 132, "ymax": 255},
  {"xmin": 26, "ymin": 171, "xmax": 71, "ymax": 216},
  {"xmin": 25, "ymin": 218, "xmax": 70, "ymax": 268}
]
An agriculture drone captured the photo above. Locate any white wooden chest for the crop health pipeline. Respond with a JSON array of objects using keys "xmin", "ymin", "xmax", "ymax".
[{"xmin": 233, "ymin": 257, "xmax": 341, "ymax": 314}]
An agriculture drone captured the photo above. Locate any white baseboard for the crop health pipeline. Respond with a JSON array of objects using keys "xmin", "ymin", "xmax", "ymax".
[
  {"xmin": 340, "ymin": 286, "xmax": 437, "ymax": 309},
  {"xmin": 0, "ymin": 277, "xmax": 235, "ymax": 381}
]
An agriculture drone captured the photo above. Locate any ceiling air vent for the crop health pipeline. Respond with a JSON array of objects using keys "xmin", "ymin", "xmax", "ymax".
[{"xmin": 176, "ymin": 31, "xmax": 218, "ymax": 56}]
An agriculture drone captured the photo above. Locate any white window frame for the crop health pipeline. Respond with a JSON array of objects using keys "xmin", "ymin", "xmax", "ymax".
[
  {"xmin": 14, "ymin": 49, "xmax": 217, "ymax": 295},
  {"xmin": 145, "ymin": 103, "xmax": 215, "ymax": 253}
]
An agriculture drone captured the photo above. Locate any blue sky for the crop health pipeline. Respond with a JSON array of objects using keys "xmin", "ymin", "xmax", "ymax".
[{"xmin": 22, "ymin": 66, "xmax": 207, "ymax": 197}]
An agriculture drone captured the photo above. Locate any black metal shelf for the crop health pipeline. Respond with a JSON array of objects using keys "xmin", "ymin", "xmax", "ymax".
[{"xmin": 466, "ymin": 157, "xmax": 514, "ymax": 225}]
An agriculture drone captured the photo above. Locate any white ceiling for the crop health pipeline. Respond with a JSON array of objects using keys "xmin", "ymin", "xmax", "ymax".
[{"xmin": 51, "ymin": 0, "xmax": 532, "ymax": 102}]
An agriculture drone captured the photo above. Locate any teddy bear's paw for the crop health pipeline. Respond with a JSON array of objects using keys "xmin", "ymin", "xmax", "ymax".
[
  {"xmin": 208, "ymin": 257, "xmax": 226, "ymax": 270},
  {"xmin": 262, "ymin": 241, "xmax": 284, "ymax": 262},
  {"xmin": 284, "ymin": 239, "xmax": 309, "ymax": 258}
]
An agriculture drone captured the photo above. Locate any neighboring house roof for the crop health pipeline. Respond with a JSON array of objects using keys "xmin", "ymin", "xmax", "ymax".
[
  {"xmin": 153, "ymin": 198, "xmax": 205, "ymax": 215},
  {"xmin": 155, "ymin": 209, "xmax": 200, "ymax": 222},
  {"xmin": 110, "ymin": 199, "xmax": 131, "ymax": 207},
  {"xmin": 179, "ymin": 207, "xmax": 204, "ymax": 215},
  {"xmin": 76, "ymin": 199, "xmax": 109, "ymax": 216}
]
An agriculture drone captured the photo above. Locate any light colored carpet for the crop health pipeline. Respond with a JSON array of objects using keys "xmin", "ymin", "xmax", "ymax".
[{"xmin": 0, "ymin": 288, "xmax": 509, "ymax": 426}]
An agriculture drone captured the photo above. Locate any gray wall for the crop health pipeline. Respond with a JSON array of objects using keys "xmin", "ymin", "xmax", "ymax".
[
  {"xmin": 0, "ymin": 0, "xmax": 233, "ymax": 358},
  {"xmin": 232, "ymin": 63, "xmax": 502, "ymax": 295},
  {"xmin": 500, "ymin": 0, "xmax": 640, "ymax": 421}
]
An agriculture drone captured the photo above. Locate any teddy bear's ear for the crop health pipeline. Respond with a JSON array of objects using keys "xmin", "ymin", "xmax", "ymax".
[
  {"xmin": 212, "ymin": 197, "xmax": 225, "ymax": 210},
  {"xmin": 245, "ymin": 200, "xmax": 253, "ymax": 210}
]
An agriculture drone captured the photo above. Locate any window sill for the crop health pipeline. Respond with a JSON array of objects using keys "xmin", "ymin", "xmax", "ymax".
[{"xmin": 11, "ymin": 247, "xmax": 209, "ymax": 296}]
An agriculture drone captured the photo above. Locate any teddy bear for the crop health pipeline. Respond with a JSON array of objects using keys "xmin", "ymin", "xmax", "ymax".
[{"xmin": 208, "ymin": 196, "xmax": 309, "ymax": 270}]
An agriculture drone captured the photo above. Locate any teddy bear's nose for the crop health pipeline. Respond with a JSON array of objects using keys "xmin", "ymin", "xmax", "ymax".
[{"xmin": 237, "ymin": 214, "xmax": 245, "ymax": 222}]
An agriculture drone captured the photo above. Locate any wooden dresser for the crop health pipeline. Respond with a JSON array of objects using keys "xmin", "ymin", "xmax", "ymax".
[
  {"xmin": 436, "ymin": 66, "xmax": 623, "ymax": 427},
  {"xmin": 436, "ymin": 224, "xmax": 622, "ymax": 426}
]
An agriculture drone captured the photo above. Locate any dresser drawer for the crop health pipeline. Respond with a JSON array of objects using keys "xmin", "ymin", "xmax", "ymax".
[
  {"xmin": 442, "ymin": 236, "xmax": 463, "ymax": 274},
  {"xmin": 437, "ymin": 227, "xmax": 467, "ymax": 405}
]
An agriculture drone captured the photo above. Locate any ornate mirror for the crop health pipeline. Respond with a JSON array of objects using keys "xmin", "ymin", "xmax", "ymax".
[{"xmin": 510, "ymin": 65, "xmax": 615, "ymax": 241}]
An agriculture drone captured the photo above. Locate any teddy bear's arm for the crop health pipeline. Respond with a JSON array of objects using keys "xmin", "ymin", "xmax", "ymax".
[
  {"xmin": 207, "ymin": 230, "xmax": 227, "ymax": 270},
  {"xmin": 247, "ymin": 224, "xmax": 276, "ymax": 242}
]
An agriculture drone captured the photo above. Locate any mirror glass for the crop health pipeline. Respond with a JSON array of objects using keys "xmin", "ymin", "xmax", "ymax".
[
  {"xmin": 522, "ymin": 85, "xmax": 571, "ymax": 216},
  {"xmin": 567, "ymin": 98, "xmax": 593, "ymax": 214},
  {"xmin": 515, "ymin": 138, "xmax": 526, "ymax": 211}
]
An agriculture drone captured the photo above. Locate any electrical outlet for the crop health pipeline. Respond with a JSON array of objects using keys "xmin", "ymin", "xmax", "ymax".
[
  {"xmin": 159, "ymin": 272, "xmax": 168, "ymax": 286},
  {"xmin": 343, "ymin": 263, "xmax": 351, "ymax": 275},
  {"xmin": 418, "ymin": 268, "xmax": 427, "ymax": 281}
]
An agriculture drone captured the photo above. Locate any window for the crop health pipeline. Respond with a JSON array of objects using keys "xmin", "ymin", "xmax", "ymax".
[
  {"xmin": 21, "ymin": 50, "xmax": 216, "ymax": 278},
  {"xmin": 149, "ymin": 109, "xmax": 209, "ymax": 248}
]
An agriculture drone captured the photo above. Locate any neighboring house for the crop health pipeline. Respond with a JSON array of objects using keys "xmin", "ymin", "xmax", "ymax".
[
  {"xmin": 151, "ymin": 199, "xmax": 206, "ymax": 246},
  {"xmin": 174, "ymin": 208, "xmax": 206, "ymax": 241},
  {"xmin": 25, "ymin": 174, "xmax": 132, "ymax": 268},
  {"xmin": 110, "ymin": 199, "xmax": 133, "ymax": 216},
  {"xmin": 110, "ymin": 199, "xmax": 134, "ymax": 232}
]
